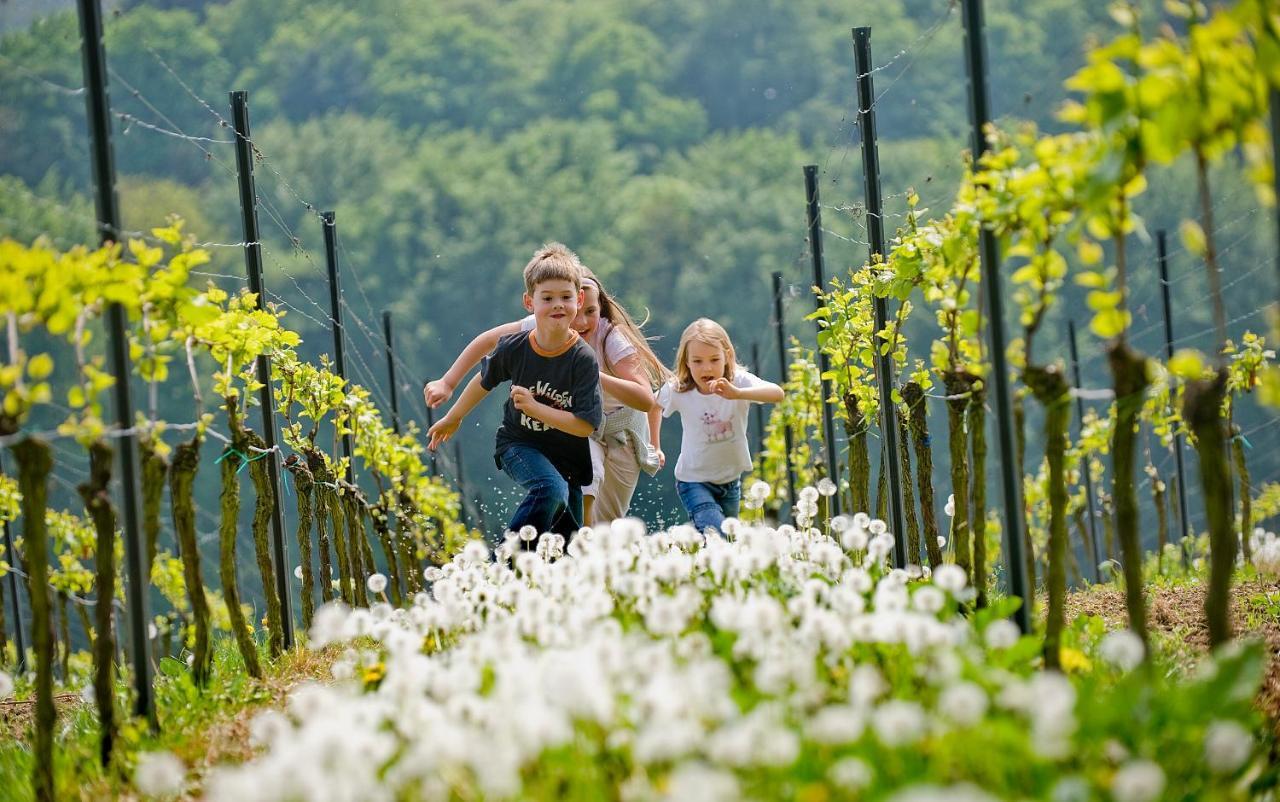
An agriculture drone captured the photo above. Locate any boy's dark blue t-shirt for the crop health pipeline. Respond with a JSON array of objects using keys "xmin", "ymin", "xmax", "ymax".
[{"xmin": 480, "ymin": 330, "xmax": 602, "ymax": 487}]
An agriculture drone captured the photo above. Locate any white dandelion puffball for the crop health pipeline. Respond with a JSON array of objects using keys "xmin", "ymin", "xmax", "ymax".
[
  {"xmin": 0, "ymin": 671, "xmax": 12, "ymax": 699},
  {"xmin": 1204, "ymin": 720, "xmax": 1253, "ymax": 774},
  {"xmin": 1099, "ymin": 630, "xmax": 1145, "ymax": 672},
  {"xmin": 518, "ymin": 525, "xmax": 538, "ymax": 542},
  {"xmin": 817, "ymin": 477, "xmax": 837, "ymax": 497},
  {"xmin": 293, "ymin": 565, "xmax": 303, "ymax": 581},
  {"xmin": 944, "ymin": 494, "xmax": 956, "ymax": 517},
  {"xmin": 932, "ymin": 563, "xmax": 968, "ymax": 594},
  {"xmin": 828, "ymin": 757, "xmax": 873, "ymax": 791},
  {"xmin": 134, "ymin": 750, "xmax": 185, "ymax": 798},
  {"xmin": 367, "ymin": 573, "xmax": 388, "ymax": 594},
  {"xmin": 799, "ymin": 486, "xmax": 820, "ymax": 504},
  {"xmin": 1111, "ymin": 760, "xmax": 1165, "ymax": 802},
  {"xmin": 938, "ymin": 682, "xmax": 989, "ymax": 727},
  {"xmin": 985, "ymin": 619, "xmax": 1021, "ymax": 650},
  {"xmin": 748, "ymin": 480, "xmax": 772, "ymax": 501},
  {"xmin": 937, "ymin": 535, "xmax": 947, "ymax": 549}
]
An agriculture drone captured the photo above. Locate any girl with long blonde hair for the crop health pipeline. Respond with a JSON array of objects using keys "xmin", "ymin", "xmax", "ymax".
[{"xmin": 654, "ymin": 318, "xmax": 783, "ymax": 532}]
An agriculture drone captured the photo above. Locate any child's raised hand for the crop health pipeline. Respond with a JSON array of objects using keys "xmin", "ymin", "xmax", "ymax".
[
  {"xmin": 709, "ymin": 378, "xmax": 740, "ymax": 399},
  {"xmin": 424, "ymin": 379, "xmax": 454, "ymax": 408},
  {"xmin": 510, "ymin": 385, "xmax": 536, "ymax": 414},
  {"xmin": 427, "ymin": 415, "xmax": 459, "ymax": 451}
]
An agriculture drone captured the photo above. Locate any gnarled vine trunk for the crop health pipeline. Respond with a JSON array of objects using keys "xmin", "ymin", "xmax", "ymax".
[
  {"xmin": 895, "ymin": 409, "xmax": 921, "ymax": 566},
  {"xmin": 1013, "ymin": 391, "xmax": 1037, "ymax": 594},
  {"xmin": 842, "ymin": 393, "xmax": 871, "ymax": 514},
  {"xmin": 943, "ymin": 373, "xmax": 973, "ymax": 578},
  {"xmin": 77, "ymin": 440, "xmax": 117, "ymax": 767},
  {"xmin": 240, "ymin": 425, "xmax": 283, "ymax": 658},
  {"xmin": 219, "ymin": 398, "xmax": 261, "ymax": 678},
  {"xmin": 170, "ymin": 436, "xmax": 211, "ymax": 685},
  {"xmin": 1231, "ymin": 426, "xmax": 1252, "ymax": 566},
  {"xmin": 1185, "ymin": 371, "xmax": 1233, "ymax": 647},
  {"xmin": 140, "ymin": 440, "xmax": 168, "ymax": 585},
  {"xmin": 969, "ymin": 384, "xmax": 989, "ymax": 607},
  {"xmin": 902, "ymin": 382, "xmax": 942, "ymax": 568},
  {"xmin": 12, "ymin": 437, "xmax": 55, "ymax": 801},
  {"xmin": 1025, "ymin": 366, "xmax": 1070, "ymax": 671},
  {"xmin": 1107, "ymin": 342, "xmax": 1150, "ymax": 650},
  {"xmin": 345, "ymin": 493, "xmax": 373, "ymax": 607},
  {"xmin": 285, "ymin": 456, "xmax": 316, "ymax": 629}
]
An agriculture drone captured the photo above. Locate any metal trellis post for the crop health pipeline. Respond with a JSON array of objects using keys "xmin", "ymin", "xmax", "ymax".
[
  {"xmin": 230, "ymin": 90, "xmax": 293, "ymax": 650},
  {"xmin": 1157, "ymin": 231, "xmax": 1192, "ymax": 552},
  {"xmin": 803, "ymin": 165, "xmax": 843, "ymax": 519},
  {"xmin": 851, "ymin": 28, "xmax": 908, "ymax": 567},
  {"xmin": 75, "ymin": 0, "xmax": 154, "ymax": 724},
  {"xmin": 772, "ymin": 272, "xmax": 798, "ymax": 522},
  {"xmin": 960, "ymin": 0, "xmax": 1031, "ymax": 632}
]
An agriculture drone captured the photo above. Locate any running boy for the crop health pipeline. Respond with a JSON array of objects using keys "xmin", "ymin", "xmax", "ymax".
[{"xmin": 427, "ymin": 243, "xmax": 602, "ymax": 537}]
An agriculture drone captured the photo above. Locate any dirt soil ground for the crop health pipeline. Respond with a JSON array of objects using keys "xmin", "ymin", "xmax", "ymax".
[{"xmin": 1066, "ymin": 578, "xmax": 1280, "ymax": 736}]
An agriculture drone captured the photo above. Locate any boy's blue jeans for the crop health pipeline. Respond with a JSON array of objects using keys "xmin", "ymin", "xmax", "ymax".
[
  {"xmin": 499, "ymin": 442, "xmax": 583, "ymax": 539},
  {"xmin": 676, "ymin": 479, "xmax": 741, "ymax": 533}
]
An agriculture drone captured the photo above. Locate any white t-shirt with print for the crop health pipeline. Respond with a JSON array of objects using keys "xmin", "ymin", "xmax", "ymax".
[
  {"xmin": 521, "ymin": 315, "xmax": 636, "ymax": 413},
  {"xmin": 657, "ymin": 369, "xmax": 769, "ymax": 485}
]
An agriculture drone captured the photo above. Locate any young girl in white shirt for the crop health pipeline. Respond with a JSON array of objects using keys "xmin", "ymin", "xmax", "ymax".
[{"xmin": 655, "ymin": 318, "xmax": 784, "ymax": 532}]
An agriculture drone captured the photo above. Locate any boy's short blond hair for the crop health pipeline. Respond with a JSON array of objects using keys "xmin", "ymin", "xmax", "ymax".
[{"xmin": 523, "ymin": 242, "xmax": 582, "ymax": 294}]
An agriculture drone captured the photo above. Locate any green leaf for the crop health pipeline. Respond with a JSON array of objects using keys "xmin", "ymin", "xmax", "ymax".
[
  {"xmin": 1090, "ymin": 308, "xmax": 1129, "ymax": 339},
  {"xmin": 1180, "ymin": 219, "xmax": 1207, "ymax": 257},
  {"xmin": 27, "ymin": 353, "xmax": 53, "ymax": 380},
  {"xmin": 1075, "ymin": 271, "xmax": 1108, "ymax": 289},
  {"xmin": 1168, "ymin": 349, "xmax": 1206, "ymax": 379},
  {"xmin": 1086, "ymin": 290, "xmax": 1123, "ymax": 312}
]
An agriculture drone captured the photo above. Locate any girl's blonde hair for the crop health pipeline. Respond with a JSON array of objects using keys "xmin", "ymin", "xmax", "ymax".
[
  {"xmin": 673, "ymin": 318, "xmax": 740, "ymax": 392},
  {"xmin": 579, "ymin": 265, "xmax": 672, "ymax": 386}
]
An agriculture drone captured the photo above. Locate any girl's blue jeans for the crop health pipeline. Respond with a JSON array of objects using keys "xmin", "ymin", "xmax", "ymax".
[
  {"xmin": 499, "ymin": 442, "xmax": 583, "ymax": 539},
  {"xmin": 676, "ymin": 479, "xmax": 741, "ymax": 533}
]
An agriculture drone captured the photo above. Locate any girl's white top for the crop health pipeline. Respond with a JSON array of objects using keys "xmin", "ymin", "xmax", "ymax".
[
  {"xmin": 657, "ymin": 369, "xmax": 769, "ymax": 485},
  {"xmin": 520, "ymin": 315, "xmax": 635, "ymax": 414}
]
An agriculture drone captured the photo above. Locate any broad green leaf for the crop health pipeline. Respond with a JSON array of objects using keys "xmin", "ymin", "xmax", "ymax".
[{"xmin": 1180, "ymin": 219, "xmax": 1207, "ymax": 257}]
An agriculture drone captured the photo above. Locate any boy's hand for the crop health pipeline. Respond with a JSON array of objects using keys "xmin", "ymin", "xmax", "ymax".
[
  {"xmin": 427, "ymin": 415, "xmax": 459, "ymax": 451},
  {"xmin": 424, "ymin": 379, "xmax": 454, "ymax": 408},
  {"xmin": 709, "ymin": 378, "xmax": 740, "ymax": 399},
  {"xmin": 510, "ymin": 385, "xmax": 537, "ymax": 414},
  {"xmin": 654, "ymin": 447, "xmax": 666, "ymax": 469}
]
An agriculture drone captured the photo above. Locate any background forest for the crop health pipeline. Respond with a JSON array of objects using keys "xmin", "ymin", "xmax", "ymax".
[{"xmin": 0, "ymin": 0, "xmax": 1273, "ymax": 552}]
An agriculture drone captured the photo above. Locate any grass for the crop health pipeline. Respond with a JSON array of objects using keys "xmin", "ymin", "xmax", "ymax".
[{"xmin": 0, "ymin": 636, "xmax": 338, "ymax": 802}]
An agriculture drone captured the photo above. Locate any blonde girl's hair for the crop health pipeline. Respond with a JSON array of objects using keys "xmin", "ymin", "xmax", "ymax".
[
  {"xmin": 578, "ymin": 265, "xmax": 672, "ymax": 386},
  {"xmin": 673, "ymin": 318, "xmax": 741, "ymax": 393},
  {"xmin": 523, "ymin": 242, "xmax": 582, "ymax": 294}
]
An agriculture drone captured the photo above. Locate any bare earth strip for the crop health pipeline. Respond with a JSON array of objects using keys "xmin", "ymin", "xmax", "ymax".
[{"xmin": 1065, "ymin": 578, "xmax": 1280, "ymax": 737}]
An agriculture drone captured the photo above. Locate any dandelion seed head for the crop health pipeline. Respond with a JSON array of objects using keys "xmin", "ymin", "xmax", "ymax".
[
  {"xmin": 1204, "ymin": 720, "xmax": 1253, "ymax": 774},
  {"xmin": 134, "ymin": 750, "xmax": 185, "ymax": 798},
  {"xmin": 1111, "ymin": 760, "xmax": 1165, "ymax": 802},
  {"xmin": 1099, "ymin": 630, "xmax": 1145, "ymax": 672}
]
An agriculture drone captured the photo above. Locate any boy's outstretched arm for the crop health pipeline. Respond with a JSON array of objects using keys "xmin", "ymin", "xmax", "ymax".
[
  {"xmin": 424, "ymin": 320, "xmax": 525, "ymax": 407},
  {"xmin": 428, "ymin": 374, "xmax": 490, "ymax": 450},
  {"xmin": 510, "ymin": 386, "xmax": 595, "ymax": 437}
]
